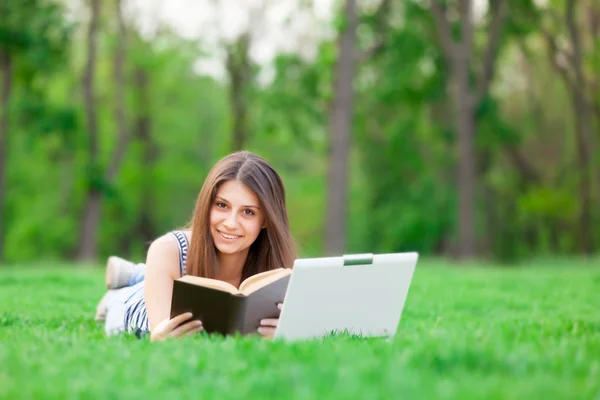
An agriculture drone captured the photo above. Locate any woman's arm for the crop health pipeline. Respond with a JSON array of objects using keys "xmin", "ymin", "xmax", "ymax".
[{"xmin": 144, "ymin": 233, "xmax": 203, "ymax": 340}]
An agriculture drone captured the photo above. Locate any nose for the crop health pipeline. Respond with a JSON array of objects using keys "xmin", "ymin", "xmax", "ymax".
[{"xmin": 223, "ymin": 211, "xmax": 239, "ymax": 230}]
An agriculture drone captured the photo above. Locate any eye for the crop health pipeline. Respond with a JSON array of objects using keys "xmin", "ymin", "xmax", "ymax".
[
  {"xmin": 215, "ymin": 202, "xmax": 227, "ymax": 209},
  {"xmin": 243, "ymin": 209, "xmax": 255, "ymax": 216}
]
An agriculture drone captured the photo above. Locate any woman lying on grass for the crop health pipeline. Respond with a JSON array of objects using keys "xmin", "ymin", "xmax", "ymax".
[{"xmin": 94, "ymin": 151, "xmax": 297, "ymax": 341}]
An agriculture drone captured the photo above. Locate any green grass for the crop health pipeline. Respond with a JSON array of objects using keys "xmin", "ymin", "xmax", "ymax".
[{"xmin": 1, "ymin": 259, "xmax": 599, "ymax": 399}]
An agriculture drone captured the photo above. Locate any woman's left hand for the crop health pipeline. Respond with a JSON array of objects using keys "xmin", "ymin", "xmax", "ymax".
[{"xmin": 257, "ymin": 303, "xmax": 283, "ymax": 339}]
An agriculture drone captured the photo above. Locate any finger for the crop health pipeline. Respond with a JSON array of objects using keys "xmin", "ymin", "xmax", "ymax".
[
  {"xmin": 260, "ymin": 318, "xmax": 279, "ymax": 327},
  {"xmin": 171, "ymin": 319, "xmax": 202, "ymax": 337},
  {"xmin": 167, "ymin": 312, "xmax": 194, "ymax": 332},
  {"xmin": 184, "ymin": 325, "xmax": 204, "ymax": 337},
  {"xmin": 171, "ymin": 320, "xmax": 202, "ymax": 337},
  {"xmin": 170, "ymin": 324, "xmax": 203, "ymax": 339},
  {"xmin": 277, "ymin": 303, "xmax": 283, "ymax": 310},
  {"xmin": 257, "ymin": 326, "xmax": 276, "ymax": 337}
]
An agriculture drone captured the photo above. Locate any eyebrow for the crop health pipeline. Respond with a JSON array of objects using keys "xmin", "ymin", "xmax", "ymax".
[{"xmin": 215, "ymin": 196, "xmax": 261, "ymax": 209}]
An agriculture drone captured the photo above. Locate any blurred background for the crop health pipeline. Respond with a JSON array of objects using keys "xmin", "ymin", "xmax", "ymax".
[{"xmin": 0, "ymin": 0, "xmax": 598, "ymax": 266}]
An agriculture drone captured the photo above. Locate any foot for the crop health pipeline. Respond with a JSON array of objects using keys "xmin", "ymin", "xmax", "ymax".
[
  {"xmin": 105, "ymin": 256, "xmax": 136, "ymax": 289},
  {"xmin": 94, "ymin": 291, "xmax": 110, "ymax": 322}
]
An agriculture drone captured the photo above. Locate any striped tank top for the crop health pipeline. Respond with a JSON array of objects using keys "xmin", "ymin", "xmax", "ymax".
[{"xmin": 123, "ymin": 230, "xmax": 189, "ymax": 336}]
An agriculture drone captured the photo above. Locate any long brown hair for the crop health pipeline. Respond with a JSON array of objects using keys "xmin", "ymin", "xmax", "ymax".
[{"xmin": 185, "ymin": 151, "xmax": 297, "ymax": 280}]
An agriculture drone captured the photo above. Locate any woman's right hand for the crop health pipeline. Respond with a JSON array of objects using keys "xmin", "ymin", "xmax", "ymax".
[{"xmin": 150, "ymin": 312, "xmax": 203, "ymax": 341}]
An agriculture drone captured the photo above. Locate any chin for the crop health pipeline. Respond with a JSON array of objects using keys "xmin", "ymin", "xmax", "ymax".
[
  {"xmin": 213, "ymin": 240, "xmax": 245, "ymax": 255},
  {"xmin": 215, "ymin": 246, "xmax": 238, "ymax": 255}
]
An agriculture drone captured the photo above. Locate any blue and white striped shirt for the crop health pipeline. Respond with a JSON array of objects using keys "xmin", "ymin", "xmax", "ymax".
[{"xmin": 123, "ymin": 230, "xmax": 189, "ymax": 334}]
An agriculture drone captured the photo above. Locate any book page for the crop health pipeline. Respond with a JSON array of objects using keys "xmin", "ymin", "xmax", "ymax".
[
  {"xmin": 177, "ymin": 275, "xmax": 240, "ymax": 294},
  {"xmin": 239, "ymin": 268, "xmax": 292, "ymax": 295}
]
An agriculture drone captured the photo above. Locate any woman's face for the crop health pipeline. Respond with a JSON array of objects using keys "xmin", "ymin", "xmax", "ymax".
[{"xmin": 210, "ymin": 180, "xmax": 266, "ymax": 256}]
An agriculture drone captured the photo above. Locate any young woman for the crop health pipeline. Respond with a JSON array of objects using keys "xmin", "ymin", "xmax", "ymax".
[{"xmin": 95, "ymin": 151, "xmax": 297, "ymax": 341}]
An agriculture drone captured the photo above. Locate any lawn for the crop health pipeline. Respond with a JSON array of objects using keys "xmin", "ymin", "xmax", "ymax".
[{"xmin": 1, "ymin": 258, "xmax": 599, "ymax": 399}]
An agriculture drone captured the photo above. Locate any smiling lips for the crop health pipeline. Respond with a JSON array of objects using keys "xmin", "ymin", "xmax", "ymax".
[{"xmin": 218, "ymin": 230, "xmax": 242, "ymax": 240}]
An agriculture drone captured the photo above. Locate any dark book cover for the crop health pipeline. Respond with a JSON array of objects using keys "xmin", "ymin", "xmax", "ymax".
[{"xmin": 169, "ymin": 274, "xmax": 291, "ymax": 336}]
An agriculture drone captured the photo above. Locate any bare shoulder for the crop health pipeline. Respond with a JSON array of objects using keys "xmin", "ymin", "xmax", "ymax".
[
  {"xmin": 148, "ymin": 231, "xmax": 181, "ymax": 254},
  {"xmin": 145, "ymin": 232, "xmax": 182, "ymax": 278}
]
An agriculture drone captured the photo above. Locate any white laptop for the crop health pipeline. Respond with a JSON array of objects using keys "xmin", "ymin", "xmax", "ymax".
[{"xmin": 274, "ymin": 252, "xmax": 418, "ymax": 341}]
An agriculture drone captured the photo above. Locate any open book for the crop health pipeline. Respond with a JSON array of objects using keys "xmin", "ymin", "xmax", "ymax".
[{"xmin": 170, "ymin": 268, "xmax": 292, "ymax": 336}]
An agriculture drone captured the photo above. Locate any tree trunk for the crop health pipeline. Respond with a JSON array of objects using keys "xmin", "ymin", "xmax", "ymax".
[
  {"xmin": 133, "ymin": 66, "xmax": 157, "ymax": 247},
  {"xmin": 325, "ymin": 0, "xmax": 357, "ymax": 255},
  {"xmin": 570, "ymin": 89, "xmax": 593, "ymax": 253},
  {"xmin": 78, "ymin": 190, "xmax": 102, "ymax": 261},
  {"xmin": 429, "ymin": 0, "xmax": 507, "ymax": 260},
  {"xmin": 590, "ymin": 3, "xmax": 600, "ymax": 203},
  {"xmin": 586, "ymin": 0, "xmax": 600, "ymax": 129},
  {"xmin": 77, "ymin": 0, "xmax": 100, "ymax": 262},
  {"xmin": 565, "ymin": 0, "xmax": 594, "ymax": 253},
  {"xmin": 107, "ymin": 0, "xmax": 129, "ymax": 183},
  {"xmin": 226, "ymin": 34, "xmax": 251, "ymax": 152},
  {"xmin": 0, "ymin": 50, "xmax": 11, "ymax": 262},
  {"xmin": 452, "ymin": 48, "xmax": 477, "ymax": 259}
]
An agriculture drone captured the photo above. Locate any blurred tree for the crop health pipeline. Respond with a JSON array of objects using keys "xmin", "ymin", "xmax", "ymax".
[
  {"xmin": 352, "ymin": 0, "xmax": 453, "ymax": 255},
  {"xmin": 326, "ymin": 0, "xmax": 358, "ymax": 255},
  {"xmin": 428, "ymin": 0, "xmax": 508, "ymax": 260},
  {"xmin": 589, "ymin": 0, "xmax": 600, "ymax": 127},
  {"xmin": 0, "ymin": 41, "xmax": 10, "ymax": 264},
  {"xmin": 225, "ymin": 32, "xmax": 252, "ymax": 152},
  {"xmin": 0, "ymin": 0, "xmax": 598, "ymax": 264},
  {"xmin": 539, "ymin": 0, "xmax": 598, "ymax": 254},
  {"xmin": 130, "ymin": 46, "xmax": 156, "ymax": 252},
  {"xmin": 78, "ymin": 0, "xmax": 101, "ymax": 261},
  {"xmin": 0, "ymin": 0, "xmax": 71, "ymax": 262},
  {"xmin": 77, "ymin": 0, "xmax": 132, "ymax": 261},
  {"xmin": 206, "ymin": 1, "xmax": 268, "ymax": 153},
  {"xmin": 109, "ymin": 0, "xmax": 129, "ymax": 184}
]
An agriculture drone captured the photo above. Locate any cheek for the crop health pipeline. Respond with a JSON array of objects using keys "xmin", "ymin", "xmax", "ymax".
[
  {"xmin": 255, "ymin": 217, "xmax": 266, "ymax": 235},
  {"xmin": 209, "ymin": 209, "xmax": 219, "ymax": 226},
  {"xmin": 244, "ymin": 218, "xmax": 264, "ymax": 237}
]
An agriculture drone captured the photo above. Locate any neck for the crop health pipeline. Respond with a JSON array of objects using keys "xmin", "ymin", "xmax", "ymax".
[{"xmin": 217, "ymin": 249, "xmax": 250, "ymax": 286}]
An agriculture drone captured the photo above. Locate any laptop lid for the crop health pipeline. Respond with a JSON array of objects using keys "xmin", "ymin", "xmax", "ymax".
[{"xmin": 274, "ymin": 252, "xmax": 418, "ymax": 341}]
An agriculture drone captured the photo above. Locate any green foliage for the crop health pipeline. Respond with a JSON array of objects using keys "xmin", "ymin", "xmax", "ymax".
[
  {"xmin": 348, "ymin": 0, "xmax": 455, "ymax": 255},
  {"xmin": 256, "ymin": 53, "xmax": 329, "ymax": 151},
  {"xmin": 1, "ymin": 0, "xmax": 599, "ymax": 263},
  {"xmin": 0, "ymin": 0, "xmax": 73, "ymax": 79},
  {"xmin": 1, "ymin": 261, "xmax": 599, "ymax": 398}
]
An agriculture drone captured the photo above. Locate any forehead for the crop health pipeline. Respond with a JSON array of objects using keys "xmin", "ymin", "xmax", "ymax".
[{"xmin": 215, "ymin": 180, "xmax": 259, "ymax": 205}]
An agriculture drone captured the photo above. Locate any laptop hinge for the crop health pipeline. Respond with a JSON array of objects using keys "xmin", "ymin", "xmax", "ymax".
[{"xmin": 343, "ymin": 253, "xmax": 374, "ymax": 266}]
